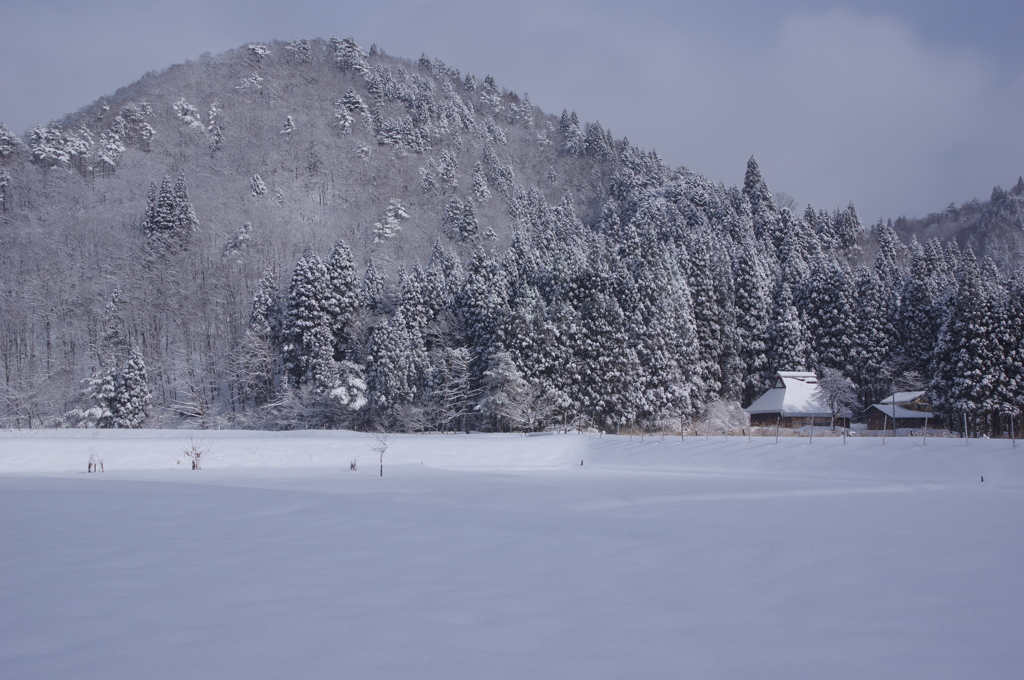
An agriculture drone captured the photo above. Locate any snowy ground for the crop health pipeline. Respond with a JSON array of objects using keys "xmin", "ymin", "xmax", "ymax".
[{"xmin": 2, "ymin": 430, "xmax": 1022, "ymax": 679}]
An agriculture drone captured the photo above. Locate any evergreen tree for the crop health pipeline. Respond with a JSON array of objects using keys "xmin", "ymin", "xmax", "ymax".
[
  {"xmin": 143, "ymin": 176, "xmax": 175, "ymax": 240},
  {"xmin": 69, "ymin": 367, "xmax": 117, "ymax": 428},
  {"xmin": 743, "ymin": 156, "xmax": 782, "ymax": 253},
  {"xmin": 896, "ymin": 247, "xmax": 942, "ymax": 377},
  {"xmin": 331, "ymin": 36, "xmax": 368, "ymax": 74},
  {"xmin": 282, "ymin": 252, "xmax": 333, "ymax": 384},
  {"xmin": 685, "ymin": 233, "xmax": 724, "ymax": 401},
  {"xmin": 732, "ymin": 240, "xmax": 772, "ymax": 404},
  {"xmin": 930, "ymin": 250, "xmax": 1005, "ymax": 433},
  {"xmin": 1001, "ymin": 275, "xmax": 1024, "ymax": 423},
  {"xmin": 832, "ymin": 203, "xmax": 863, "ymax": 253},
  {"xmin": 471, "ymin": 161, "xmax": 491, "ymax": 203},
  {"xmin": 766, "ymin": 283, "xmax": 809, "ymax": 376},
  {"xmin": 801, "ymin": 257, "xmax": 856, "ymax": 372},
  {"xmin": 100, "ymin": 289, "xmax": 131, "ymax": 364},
  {"xmin": 458, "ymin": 248, "xmax": 509, "ymax": 379},
  {"xmin": 0, "ymin": 122, "xmax": 23, "ymax": 159},
  {"xmin": 325, "ymin": 240, "xmax": 359, "ymax": 359},
  {"xmin": 777, "ymin": 209, "xmax": 810, "ymax": 287},
  {"xmin": 171, "ymin": 173, "xmax": 198, "ymax": 247},
  {"xmin": 373, "ymin": 200, "xmax": 409, "ymax": 241},
  {"xmin": 110, "ymin": 349, "xmax": 151, "ymax": 428},
  {"xmin": 873, "ymin": 219, "xmax": 903, "ymax": 291},
  {"xmin": 143, "ymin": 173, "xmax": 197, "ymax": 249},
  {"xmin": 560, "ymin": 110, "xmax": 584, "ymax": 155},
  {"xmin": 366, "ymin": 313, "xmax": 413, "ymax": 411},
  {"xmin": 849, "ymin": 266, "xmax": 891, "ymax": 405},
  {"xmin": 360, "ymin": 259, "xmax": 387, "ymax": 313},
  {"xmin": 443, "ymin": 197, "xmax": 478, "ymax": 241}
]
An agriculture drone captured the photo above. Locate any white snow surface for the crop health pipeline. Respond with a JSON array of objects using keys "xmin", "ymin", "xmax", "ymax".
[{"xmin": 2, "ymin": 429, "xmax": 1022, "ymax": 679}]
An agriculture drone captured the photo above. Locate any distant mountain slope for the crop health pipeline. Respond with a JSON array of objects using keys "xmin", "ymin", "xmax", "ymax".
[
  {"xmin": 1, "ymin": 38, "xmax": 618, "ymax": 263},
  {"xmin": 0, "ymin": 38, "xmax": 1021, "ymax": 435},
  {"xmin": 893, "ymin": 178, "xmax": 1024, "ymax": 266}
]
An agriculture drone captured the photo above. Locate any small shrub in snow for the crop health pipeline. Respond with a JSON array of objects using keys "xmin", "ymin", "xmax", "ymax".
[
  {"xmin": 87, "ymin": 452, "xmax": 104, "ymax": 473},
  {"xmin": 182, "ymin": 437, "xmax": 209, "ymax": 470}
]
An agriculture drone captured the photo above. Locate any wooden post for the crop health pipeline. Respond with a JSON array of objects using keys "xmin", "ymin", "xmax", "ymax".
[
  {"xmin": 775, "ymin": 416, "xmax": 780, "ymax": 444},
  {"xmin": 964, "ymin": 413, "xmax": 969, "ymax": 446},
  {"xmin": 923, "ymin": 417, "xmax": 929, "ymax": 445},
  {"xmin": 882, "ymin": 415, "xmax": 887, "ymax": 444},
  {"xmin": 892, "ymin": 384, "xmax": 898, "ymax": 438}
]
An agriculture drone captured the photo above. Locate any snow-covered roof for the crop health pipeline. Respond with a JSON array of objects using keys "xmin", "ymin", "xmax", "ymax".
[
  {"xmin": 776, "ymin": 371, "xmax": 818, "ymax": 382},
  {"xmin": 870, "ymin": 403, "xmax": 934, "ymax": 420},
  {"xmin": 745, "ymin": 372, "xmax": 836, "ymax": 417},
  {"xmin": 879, "ymin": 391, "xmax": 927, "ymax": 405}
]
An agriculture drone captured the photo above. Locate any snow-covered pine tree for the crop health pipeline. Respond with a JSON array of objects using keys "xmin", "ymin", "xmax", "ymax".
[
  {"xmin": 365, "ymin": 312, "xmax": 413, "ymax": 412},
  {"xmin": 250, "ymin": 173, "xmax": 267, "ymax": 197},
  {"xmin": 471, "ymin": 161, "xmax": 491, "ymax": 203},
  {"xmin": 849, "ymin": 266, "xmax": 891, "ymax": 405},
  {"xmin": 282, "ymin": 251, "xmax": 333, "ymax": 385},
  {"xmin": 576, "ymin": 284, "xmax": 642, "ymax": 430},
  {"xmin": 560, "ymin": 110, "xmax": 584, "ymax": 155},
  {"xmin": 359, "ymin": 259, "xmax": 387, "ymax": 313},
  {"xmin": 766, "ymin": 282, "xmax": 809, "ymax": 376},
  {"xmin": 324, "ymin": 240, "xmax": 359, "ymax": 360},
  {"xmin": 458, "ymin": 248, "xmax": 509, "ymax": 380},
  {"xmin": 373, "ymin": 200, "xmax": 409, "ymax": 241},
  {"xmin": 777, "ymin": 209, "xmax": 811, "ymax": 287},
  {"xmin": 304, "ymin": 325, "xmax": 367, "ymax": 417},
  {"xmin": 831, "ymin": 203, "xmax": 863, "ymax": 254},
  {"xmin": 68, "ymin": 366, "xmax": 116, "ymax": 428},
  {"xmin": 144, "ymin": 176, "xmax": 175, "ymax": 241},
  {"xmin": 284, "ymin": 38, "xmax": 312, "ymax": 63},
  {"xmin": 895, "ymin": 247, "xmax": 942, "ymax": 378},
  {"xmin": 801, "ymin": 257, "xmax": 856, "ymax": 372},
  {"xmin": 171, "ymin": 173, "xmax": 198, "ymax": 247},
  {"xmin": 743, "ymin": 157, "xmax": 783, "ymax": 253},
  {"xmin": 443, "ymin": 197, "xmax": 478, "ymax": 241},
  {"xmin": 100, "ymin": 289, "xmax": 131, "ymax": 365},
  {"xmin": 110, "ymin": 349, "xmax": 151, "ymax": 428},
  {"xmin": 143, "ymin": 174, "xmax": 197, "ymax": 249},
  {"xmin": 929, "ymin": 249, "xmax": 1004, "ymax": 434},
  {"xmin": 732, "ymin": 239, "xmax": 773, "ymax": 404},
  {"xmin": 1001, "ymin": 274, "xmax": 1024, "ymax": 426},
  {"xmin": 0, "ymin": 122, "xmax": 23, "ymax": 159},
  {"xmin": 331, "ymin": 36, "xmax": 368, "ymax": 74},
  {"xmin": 685, "ymin": 232, "xmax": 724, "ymax": 401}
]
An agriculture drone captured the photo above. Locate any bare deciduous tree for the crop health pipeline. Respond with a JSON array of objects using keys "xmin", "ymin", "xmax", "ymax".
[
  {"xmin": 815, "ymin": 368, "xmax": 858, "ymax": 431},
  {"xmin": 369, "ymin": 418, "xmax": 394, "ymax": 477},
  {"xmin": 182, "ymin": 436, "xmax": 209, "ymax": 470}
]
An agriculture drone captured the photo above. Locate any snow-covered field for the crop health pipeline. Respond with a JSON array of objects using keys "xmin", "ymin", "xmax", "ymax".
[{"xmin": 2, "ymin": 430, "xmax": 1022, "ymax": 679}]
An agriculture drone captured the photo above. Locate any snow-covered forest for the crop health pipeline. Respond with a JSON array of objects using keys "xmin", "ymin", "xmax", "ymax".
[{"xmin": 1, "ymin": 37, "xmax": 1023, "ymax": 434}]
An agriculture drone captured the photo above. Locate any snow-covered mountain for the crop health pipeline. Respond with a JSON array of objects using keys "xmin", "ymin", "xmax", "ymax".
[{"xmin": 0, "ymin": 38, "xmax": 1021, "ymax": 434}]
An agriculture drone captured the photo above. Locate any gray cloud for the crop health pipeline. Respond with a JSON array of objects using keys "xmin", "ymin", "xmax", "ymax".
[{"xmin": 1, "ymin": 0, "xmax": 1021, "ymax": 220}]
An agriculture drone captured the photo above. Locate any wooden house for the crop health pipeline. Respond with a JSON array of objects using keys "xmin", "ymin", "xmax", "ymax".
[{"xmin": 745, "ymin": 371, "xmax": 846, "ymax": 427}]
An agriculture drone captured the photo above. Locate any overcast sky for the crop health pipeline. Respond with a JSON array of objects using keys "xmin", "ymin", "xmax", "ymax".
[{"xmin": 1, "ymin": 0, "xmax": 1022, "ymax": 221}]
